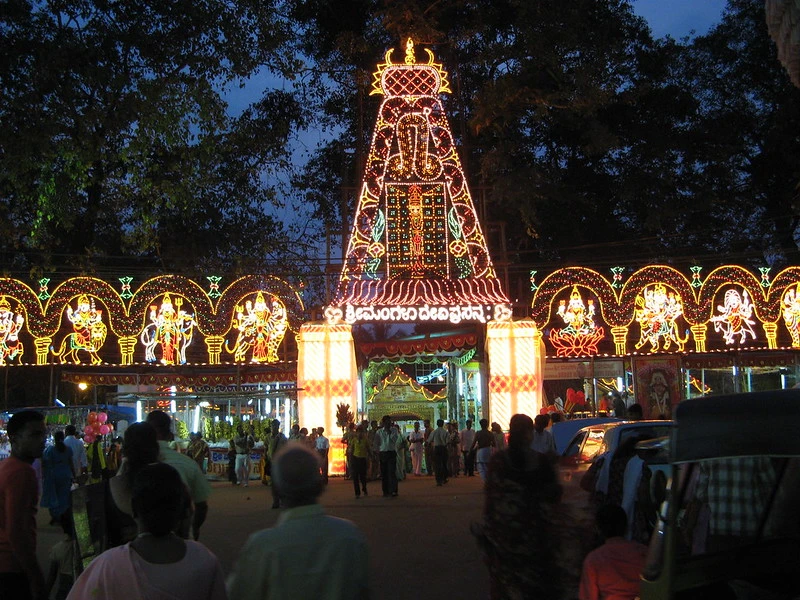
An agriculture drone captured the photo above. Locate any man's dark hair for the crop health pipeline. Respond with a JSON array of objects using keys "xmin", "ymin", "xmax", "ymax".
[
  {"xmin": 627, "ymin": 403, "xmax": 643, "ymax": 419},
  {"xmin": 132, "ymin": 462, "xmax": 187, "ymax": 537},
  {"xmin": 65, "ymin": 424, "xmax": 77, "ymax": 436},
  {"xmin": 436, "ymin": 419, "xmax": 444, "ymax": 427},
  {"xmin": 479, "ymin": 418, "xmax": 489, "ymax": 428},
  {"xmin": 145, "ymin": 410, "xmax": 172, "ymax": 438},
  {"xmin": 7, "ymin": 410, "xmax": 44, "ymax": 437},
  {"xmin": 534, "ymin": 414, "xmax": 550, "ymax": 430},
  {"xmin": 595, "ymin": 504, "xmax": 628, "ymax": 539}
]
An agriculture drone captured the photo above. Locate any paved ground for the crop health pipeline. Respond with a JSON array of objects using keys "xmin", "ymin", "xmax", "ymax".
[{"xmin": 37, "ymin": 473, "xmax": 490, "ymax": 599}]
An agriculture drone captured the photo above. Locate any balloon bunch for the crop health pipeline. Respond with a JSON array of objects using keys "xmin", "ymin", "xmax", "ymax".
[{"xmin": 83, "ymin": 411, "xmax": 112, "ymax": 444}]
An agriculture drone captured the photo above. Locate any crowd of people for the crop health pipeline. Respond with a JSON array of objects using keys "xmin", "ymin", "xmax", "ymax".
[
  {"xmin": 0, "ymin": 408, "xmax": 651, "ymax": 600},
  {"xmin": 335, "ymin": 415, "xmax": 509, "ymax": 498}
]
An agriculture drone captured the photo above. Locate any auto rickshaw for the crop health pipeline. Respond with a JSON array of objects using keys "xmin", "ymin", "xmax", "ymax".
[{"xmin": 640, "ymin": 389, "xmax": 800, "ymax": 600}]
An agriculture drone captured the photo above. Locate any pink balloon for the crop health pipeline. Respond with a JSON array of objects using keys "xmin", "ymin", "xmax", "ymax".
[
  {"xmin": 84, "ymin": 425, "xmax": 94, "ymax": 436},
  {"xmin": 84, "ymin": 434, "xmax": 95, "ymax": 444},
  {"xmin": 87, "ymin": 412, "xmax": 98, "ymax": 424},
  {"xmin": 97, "ymin": 412, "xmax": 108, "ymax": 424},
  {"xmin": 99, "ymin": 424, "xmax": 110, "ymax": 435}
]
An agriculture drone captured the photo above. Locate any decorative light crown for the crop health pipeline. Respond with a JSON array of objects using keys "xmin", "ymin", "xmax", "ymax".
[{"xmin": 371, "ymin": 38, "xmax": 452, "ymax": 97}]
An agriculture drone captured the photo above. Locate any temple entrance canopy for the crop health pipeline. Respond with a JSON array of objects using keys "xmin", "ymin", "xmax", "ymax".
[
  {"xmin": 298, "ymin": 39, "xmax": 544, "ymax": 441},
  {"xmin": 366, "ymin": 367, "xmax": 445, "ymax": 424}
]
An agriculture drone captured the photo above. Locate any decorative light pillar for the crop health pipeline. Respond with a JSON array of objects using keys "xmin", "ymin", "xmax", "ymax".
[
  {"xmin": 204, "ymin": 335, "xmax": 225, "ymax": 364},
  {"xmin": 762, "ymin": 322, "xmax": 778, "ymax": 350},
  {"xmin": 690, "ymin": 324, "xmax": 708, "ymax": 353},
  {"xmin": 34, "ymin": 337, "xmax": 52, "ymax": 365},
  {"xmin": 118, "ymin": 336, "xmax": 137, "ymax": 365},
  {"xmin": 485, "ymin": 319, "xmax": 544, "ymax": 431},
  {"xmin": 297, "ymin": 322, "xmax": 358, "ymax": 476},
  {"xmin": 610, "ymin": 326, "xmax": 629, "ymax": 355}
]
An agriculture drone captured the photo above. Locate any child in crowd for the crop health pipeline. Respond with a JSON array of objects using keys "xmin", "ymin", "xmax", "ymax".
[{"xmin": 46, "ymin": 515, "xmax": 75, "ymax": 600}]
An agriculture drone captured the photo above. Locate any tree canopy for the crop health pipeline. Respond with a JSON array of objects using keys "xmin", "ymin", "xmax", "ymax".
[{"xmin": 0, "ymin": 0, "xmax": 311, "ymax": 280}]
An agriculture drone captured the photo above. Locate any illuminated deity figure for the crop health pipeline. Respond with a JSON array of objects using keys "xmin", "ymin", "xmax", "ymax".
[
  {"xmin": 227, "ymin": 292, "xmax": 289, "ymax": 363},
  {"xmin": 52, "ymin": 294, "xmax": 107, "ymax": 365},
  {"xmin": 141, "ymin": 294, "xmax": 195, "ymax": 365},
  {"xmin": 782, "ymin": 283, "xmax": 800, "ymax": 348},
  {"xmin": 0, "ymin": 296, "xmax": 24, "ymax": 365},
  {"xmin": 634, "ymin": 283, "xmax": 687, "ymax": 352},
  {"xmin": 557, "ymin": 286, "xmax": 596, "ymax": 334},
  {"xmin": 549, "ymin": 286, "xmax": 604, "ymax": 357},
  {"xmin": 711, "ymin": 288, "xmax": 757, "ymax": 345}
]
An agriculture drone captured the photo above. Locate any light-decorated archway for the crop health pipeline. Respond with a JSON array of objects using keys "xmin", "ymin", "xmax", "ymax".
[
  {"xmin": 0, "ymin": 274, "xmax": 305, "ymax": 367},
  {"xmin": 531, "ymin": 265, "xmax": 800, "ymax": 356}
]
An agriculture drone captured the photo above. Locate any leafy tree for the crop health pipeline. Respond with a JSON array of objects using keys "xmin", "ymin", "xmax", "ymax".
[
  {"xmin": 678, "ymin": 0, "xmax": 800, "ymax": 266},
  {"xmin": 0, "ymin": 0, "xmax": 315, "ymax": 279}
]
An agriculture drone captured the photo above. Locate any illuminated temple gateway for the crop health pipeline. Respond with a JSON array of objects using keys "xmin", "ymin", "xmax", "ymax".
[
  {"xmin": 298, "ymin": 39, "xmax": 545, "ymax": 445},
  {"xmin": 3, "ymin": 38, "xmax": 799, "ymax": 479}
]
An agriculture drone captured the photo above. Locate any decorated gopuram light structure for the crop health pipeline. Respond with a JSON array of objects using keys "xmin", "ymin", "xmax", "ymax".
[
  {"xmin": 302, "ymin": 39, "xmax": 545, "ymax": 457},
  {"xmin": 531, "ymin": 265, "xmax": 800, "ymax": 419}
]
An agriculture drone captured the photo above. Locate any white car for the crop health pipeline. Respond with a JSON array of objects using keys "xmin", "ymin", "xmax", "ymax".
[{"xmin": 558, "ymin": 420, "xmax": 673, "ymax": 497}]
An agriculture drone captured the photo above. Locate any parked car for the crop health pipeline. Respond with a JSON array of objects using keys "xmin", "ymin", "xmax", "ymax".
[
  {"xmin": 558, "ymin": 420, "xmax": 673, "ymax": 499},
  {"xmin": 640, "ymin": 389, "xmax": 800, "ymax": 600},
  {"xmin": 551, "ymin": 417, "xmax": 620, "ymax": 455}
]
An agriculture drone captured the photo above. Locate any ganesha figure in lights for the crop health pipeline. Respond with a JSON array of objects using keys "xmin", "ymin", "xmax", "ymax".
[
  {"xmin": 711, "ymin": 288, "xmax": 757, "ymax": 345},
  {"xmin": 226, "ymin": 292, "xmax": 288, "ymax": 363},
  {"xmin": 549, "ymin": 286, "xmax": 604, "ymax": 357},
  {"xmin": 0, "ymin": 296, "xmax": 24, "ymax": 365},
  {"xmin": 782, "ymin": 283, "xmax": 800, "ymax": 348},
  {"xmin": 141, "ymin": 294, "xmax": 196, "ymax": 365},
  {"xmin": 634, "ymin": 283, "xmax": 687, "ymax": 352},
  {"xmin": 52, "ymin": 294, "xmax": 107, "ymax": 365}
]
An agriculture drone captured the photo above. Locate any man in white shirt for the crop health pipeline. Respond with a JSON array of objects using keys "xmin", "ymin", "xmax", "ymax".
[
  {"xmin": 407, "ymin": 421, "xmax": 425, "ymax": 476},
  {"xmin": 233, "ymin": 425, "xmax": 255, "ymax": 487},
  {"xmin": 428, "ymin": 419, "xmax": 450, "ymax": 486},
  {"xmin": 374, "ymin": 416, "xmax": 401, "ymax": 497},
  {"xmin": 315, "ymin": 427, "xmax": 330, "ymax": 484},
  {"xmin": 227, "ymin": 445, "xmax": 369, "ymax": 600},
  {"xmin": 460, "ymin": 420, "xmax": 476, "ymax": 477},
  {"xmin": 63, "ymin": 424, "xmax": 87, "ymax": 484}
]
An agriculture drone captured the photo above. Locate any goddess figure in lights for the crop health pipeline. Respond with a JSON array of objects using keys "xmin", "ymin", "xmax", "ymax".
[
  {"xmin": 52, "ymin": 294, "xmax": 107, "ymax": 365},
  {"xmin": 141, "ymin": 294, "xmax": 195, "ymax": 365},
  {"xmin": 227, "ymin": 292, "xmax": 288, "ymax": 363},
  {"xmin": 634, "ymin": 283, "xmax": 687, "ymax": 352},
  {"xmin": 711, "ymin": 288, "xmax": 757, "ymax": 345},
  {"xmin": 549, "ymin": 286, "xmax": 604, "ymax": 357},
  {"xmin": 0, "ymin": 296, "xmax": 24, "ymax": 365},
  {"xmin": 782, "ymin": 283, "xmax": 800, "ymax": 348},
  {"xmin": 557, "ymin": 286, "xmax": 596, "ymax": 334}
]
